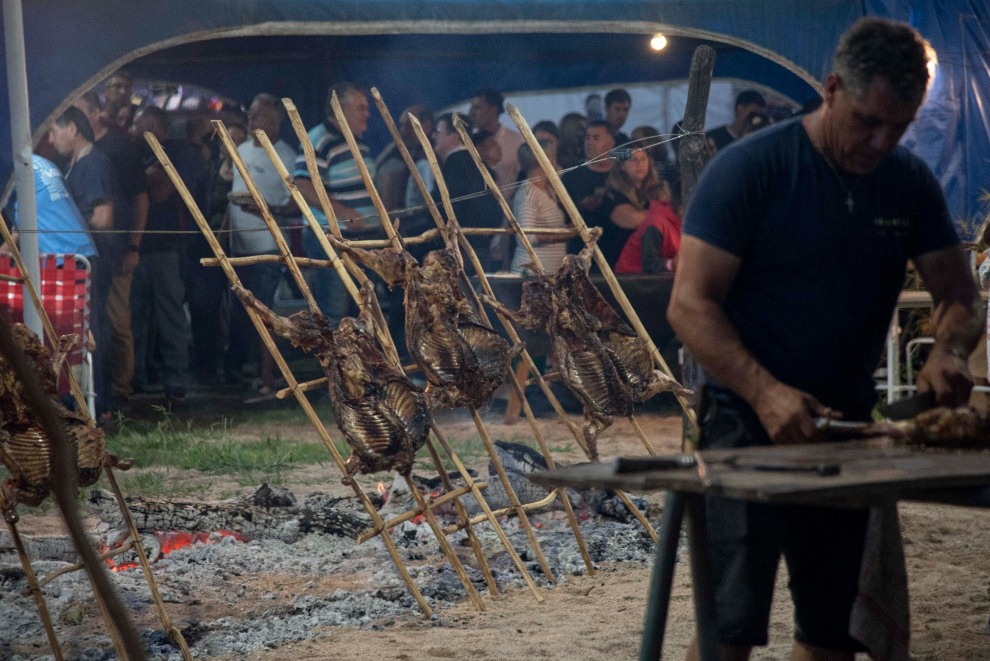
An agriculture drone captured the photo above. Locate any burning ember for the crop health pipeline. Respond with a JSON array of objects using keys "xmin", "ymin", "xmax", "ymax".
[{"xmin": 103, "ymin": 529, "xmax": 248, "ymax": 571}]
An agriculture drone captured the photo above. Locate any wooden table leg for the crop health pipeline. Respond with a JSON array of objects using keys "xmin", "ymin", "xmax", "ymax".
[
  {"xmin": 640, "ymin": 491, "xmax": 686, "ymax": 660},
  {"xmin": 685, "ymin": 493, "xmax": 720, "ymax": 661}
]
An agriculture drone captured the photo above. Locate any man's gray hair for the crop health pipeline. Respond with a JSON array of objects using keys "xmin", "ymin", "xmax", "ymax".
[
  {"xmin": 325, "ymin": 82, "xmax": 365, "ymax": 116},
  {"xmin": 832, "ymin": 17, "xmax": 931, "ymax": 105}
]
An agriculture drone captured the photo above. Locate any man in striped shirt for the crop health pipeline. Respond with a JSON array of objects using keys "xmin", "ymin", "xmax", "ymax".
[{"xmin": 293, "ymin": 82, "xmax": 379, "ymax": 321}]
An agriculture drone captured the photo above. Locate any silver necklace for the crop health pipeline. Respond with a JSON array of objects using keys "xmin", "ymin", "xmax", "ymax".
[
  {"xmin": 822, "ymin": 155, "xmax": 862, "ymax": 214},
  {"xmin": 813, "ymin": 115, "xmax": 862, "ymax": 214}
]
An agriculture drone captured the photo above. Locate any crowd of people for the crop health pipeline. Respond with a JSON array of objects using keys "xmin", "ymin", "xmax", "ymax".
[{"xmin": 3, "ymin": 69, "xmax": 776, "ymax": 418}]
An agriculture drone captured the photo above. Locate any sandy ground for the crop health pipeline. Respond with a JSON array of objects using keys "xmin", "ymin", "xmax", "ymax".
[{"xmin": 8, "ymin": 402, "xmax": 990, "ymax": 660}]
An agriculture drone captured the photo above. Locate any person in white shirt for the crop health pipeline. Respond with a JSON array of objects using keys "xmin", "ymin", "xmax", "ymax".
[{"xmin": 226, "ymin": 94, "xmax": 297, "ymax": 403}]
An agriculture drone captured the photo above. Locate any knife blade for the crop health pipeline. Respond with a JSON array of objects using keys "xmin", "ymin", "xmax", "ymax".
[{"xmin": 879, "ymin": 391, "xmax": 934, "ymax": 421}]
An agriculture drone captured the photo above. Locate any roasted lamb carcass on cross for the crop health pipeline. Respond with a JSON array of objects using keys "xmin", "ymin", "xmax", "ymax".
[
  {"xmin": 483, "ymin": 229, "xmax": 691, "ymax": 459},
  {"xmin": 0, "ymin": 324, "xmax": 125, "ymax": 517},
  {"xmin": 331, "ymin": 231, "xmax": 521, "ymax": 410},
  {"xmin": 232, "ymin": 282, "xmax": 431, "ymax": 483}
]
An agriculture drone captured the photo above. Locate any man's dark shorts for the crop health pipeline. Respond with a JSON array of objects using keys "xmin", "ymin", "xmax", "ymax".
[{"xmin": 700, "ymin": 392, "xmax": 869, "ymax": 651}]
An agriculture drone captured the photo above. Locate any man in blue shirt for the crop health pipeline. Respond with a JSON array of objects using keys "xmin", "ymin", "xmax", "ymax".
[
  {"xmin": 5, "ymin": 154, "xmax": 97, "ymax": 257},
  {"xmin": 668, "ymin": 18, "xmax": 982, "ymax": 660}
]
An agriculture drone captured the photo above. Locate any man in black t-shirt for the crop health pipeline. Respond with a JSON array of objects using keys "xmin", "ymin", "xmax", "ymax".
[
  {"xmin": 75, "ymin": 90, "xmax": 148, "ymax": 406},
  {"xmin": 562, "ymin": 120, "xmax": 615, "ymax": 255},
  {"xmin": 706, "ymin": 89, "xmax": 766, "ymax": 152},
  {"xmin": 669, "ymin": 19, "xmax": 981, "ymax": 660},
  {"xmin": 48, "ymin": 105, "xmax": 117, "ymax": 420}
]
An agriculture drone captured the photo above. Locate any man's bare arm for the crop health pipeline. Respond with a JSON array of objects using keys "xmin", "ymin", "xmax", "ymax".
[
  {"xmin": 293, "ymin": 176, "xmax": 362, "ymax": 224},
  {"xmin": 89, "ymin": 202, "xmax": 113, "ymax": 232},
  {"xmin": 667, "ymin": 236, "xmax": 829, "ymax": 443},
  {"xmin": 913, "ymin": 244, "xmax": 983, "ymax": 406}
]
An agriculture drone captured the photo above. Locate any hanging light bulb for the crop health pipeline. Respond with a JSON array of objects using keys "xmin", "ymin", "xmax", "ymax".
[{"xmin": 650, "ymin": 33, "xmax": 668, "ymax": 51}]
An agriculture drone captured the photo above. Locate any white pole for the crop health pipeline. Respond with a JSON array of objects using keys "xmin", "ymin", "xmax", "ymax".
[{"xmin": 3, "ymin": 0, "xmax": 42, "ymax": 336}]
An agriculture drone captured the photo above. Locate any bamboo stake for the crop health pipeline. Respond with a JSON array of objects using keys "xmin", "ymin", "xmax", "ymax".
[
  {"xmin": 446, "ymin": 114, "xmax": 657, "ymax": 542},
  {"xmin": 145, "ymin": 133, "xmax": 434, "ymax": 619},
  {"xmin": 2, "ymin": 505, "xmax": 64, "ymax": 660},
  {"xmin": 428, "ymin": 423, "xmax": 545, "ymax": 600},
  {"xmin": 419, "ymin": 435, "xmax": 499, "ymax": 595},
  {"xmin": 356, "ymin": 482, "xmax": 486, "ymax": 544},
  {"xmin": 102, "ymin": 465, "xmax": 192, "ymax": 659},
  {"xmin": 505, "ymin": 104, "xmax": 697, "ymax": 432},
  {"xmin": 329, "ymin": 94, "xmax": 545, "ymax": 595},
  {"xmin": 403, "ymin": 475, "xmax": 484, "ymax": 610},
  {"xmin": 443, "ymin": 491, "xmax": 560, "ymax": 533},
  {"xmin": 228, "ymin": 112, "xmax": 502, "ymax": 607}
]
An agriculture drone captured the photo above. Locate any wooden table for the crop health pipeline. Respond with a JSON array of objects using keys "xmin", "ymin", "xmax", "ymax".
[{"xmin": 529, "ymin": 442, "xmax": 990, "ymax": 660}]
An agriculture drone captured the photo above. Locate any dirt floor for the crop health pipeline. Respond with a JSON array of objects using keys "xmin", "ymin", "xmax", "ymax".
[{"xmin": 8, "ymin": 395, "xmax": 990, "ymax": 660}]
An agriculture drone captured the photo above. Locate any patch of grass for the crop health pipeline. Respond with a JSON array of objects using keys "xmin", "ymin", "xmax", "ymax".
[{"xmin": 107, "ymin": 407, "xmax": 332, "ymax": 476}]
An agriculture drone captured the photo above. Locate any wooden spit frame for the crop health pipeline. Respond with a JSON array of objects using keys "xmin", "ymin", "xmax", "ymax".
[
  {"xmin": 326, "ymin": 91, "xmax": 556, "ymax": 583},
  {"xmin": 147, "ymin": 98, "xmax": 551, "ymax": 616},
  {"xmin": 276, "ymin": 98, "xmax": 545, "ymax": 602},
  {"xmin": 369, "ymin": 90, "xmax": 594, "ymax": 573},
  {"xmin": 437, "ymin": 112, "xmax": 660, "ymax": 540},
  {"xmin": 0, "ymin": 219, "xmax": 192, "ymax": 660}
]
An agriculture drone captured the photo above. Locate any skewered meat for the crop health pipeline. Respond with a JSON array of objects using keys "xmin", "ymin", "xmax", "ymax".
[
  {"xmin": 232, "ymin": 282, "xmax": 430, "ymax": 483},
  {"xmin": 483, "ymin": 229, "xmax": 691, "ymax": 458},
  {"xmin": 0, "ymin": 324, "xmax": 124, "ymax": 518},
  {"xmin": 900, "ymin": 407, "xmax": 990, "ymax": 448},
  {"xmin": 332, "ymin": 231, "xmax": 520, "ymax": 409}
]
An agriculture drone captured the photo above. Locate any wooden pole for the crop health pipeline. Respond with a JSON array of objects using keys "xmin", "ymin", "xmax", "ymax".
[
  {"xmin": 505, "ymin": 104, "xmax": 696, "ymax": 433},
  {"xmin": 445, "ymin": 114, "xmax": 656, "ymax": 541},
  {"xmin": 144, "ymin": 132, "xmax": 435, "ymax": 619},
  {"xmin": 102, "ymin": 466, "xmax": 192, "ymax": 659},
  {"xmin": 676, "ymin": 45, "xmax": 717, "ymax": 451},
  {"xmin": 2, "ymin": 507, "xmax": 64, "ymax": 660}
]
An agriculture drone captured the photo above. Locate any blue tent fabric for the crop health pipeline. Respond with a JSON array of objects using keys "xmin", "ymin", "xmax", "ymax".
[{"xmin": 1, "ymin": 1, "xmax": 988, "ymax": 226}]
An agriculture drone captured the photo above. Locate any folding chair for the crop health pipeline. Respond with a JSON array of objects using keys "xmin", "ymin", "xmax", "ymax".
[{"xmin": 0, "ymin": 254, "xmax": 95, "ymax": 414}]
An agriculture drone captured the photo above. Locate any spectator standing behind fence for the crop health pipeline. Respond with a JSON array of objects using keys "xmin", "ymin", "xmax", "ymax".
[
  {"xmin": 605, "ymin": 88, "xmax": 632, "ymax": 146},
  {"xmin": 600, "ymin": 148, "xmax": 673, "ymax": 268},
  {"xmin": 706, "ymin": 89, "xmax": 767, "ymax": 152},
  {"xmin": 469, "ymin": 89, "xmax": 524, "ymax": 191},
  {"xmin": 225, "ymin": 94, "xmax": 297, "ymax": 404},
  {"xmin": 374, "ymin": 104, "xmax": 433, "ymax": 214},
  {"xmin": 509, "ymin": 140, "xmax": 569, "ymax": 275},
  {"xmin": 101, "ymin": 70, "xmax": 134, "ymax": 132},
  {"xmin": 129, "ymin": 106, "xmax": 205, "ymax": 407},
  {"xmin": 47, "ymin": 106, "xmax": 116, "ymax": 422},
  {"xmin": 188, "ymin": 111, "xmax": 246, "ymax": 386},
  {"xmin": 293, "ymin": 82, "xmax": 379, "ymax": 324},
  {"xmin": 562, "ymin": 120, "xmax": 615, "ymax": 256},
  {"xmin": 432, "ymin": 112, "xmax": 503, "ymax": 271},
  {"xmin": 4, "ymin": 154, "xmax": 97, "ymax": 258},
  {"xmin": 557, "ymin": 112, "xmax": 586, "ymax": 171},
  {"xmin": 74, "ymin": 90, "xmax": 149, "ymax": 412}
]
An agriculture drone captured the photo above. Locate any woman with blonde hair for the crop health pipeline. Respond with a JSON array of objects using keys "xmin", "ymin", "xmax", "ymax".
[{"xmin": 600, "ymin": 148, "xmax": 680, "ymax": 270}]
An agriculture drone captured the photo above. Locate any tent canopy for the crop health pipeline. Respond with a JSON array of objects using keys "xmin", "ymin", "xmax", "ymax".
[{"xmin": 2, "ymin": 0, "xmax": 988, "ymax": 225}]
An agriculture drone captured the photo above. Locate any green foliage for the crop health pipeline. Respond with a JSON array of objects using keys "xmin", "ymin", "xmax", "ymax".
[{"xmin": 106, "ymin": 406, "xmax": 331, "ymax": 475}]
